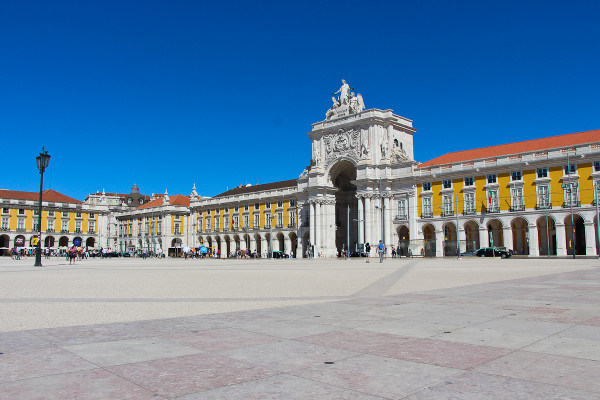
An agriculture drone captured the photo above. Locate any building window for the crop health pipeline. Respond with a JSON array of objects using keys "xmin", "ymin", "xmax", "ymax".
[
  {"xmin": 2, "ymin": 207, "xmax": 8, "ymax": 213},
  {"xmin": 464, "ymin": 177, "xmax": 474, "ymax": 186},
  {"xmin": 61, "ymin": 220, "xmax": 68, "ymax": 232},
  {"xmin": 18, "ymin": 209, "xmax": 25, "ymax": 215},
  {"xmin": 76, "ymin": 221, "xmax": 82, "ymax": 233},
  {"xmin": 46, "ymin": 219, "xmax": 54, "ymax": 231},
  {"xmin": 265, "ymin": 213, "xmax": 272, "ymax": 228},
  {"xmin": 594, "ymin": 161, "xmax": 600, "ymax": 172},
  {"xmin": 442, "ymin": 180, "xmax": 452, "ymax": 189},
  {"xmin": 265, "ymin": 202, "xmax": 271, "ymax": 208},
  {"xmin": 244, "ymin": 204, "xmax": 249, "ymax": 211},
  {"xmin": 511, "ymin": 187, "xmax": 524, "ymax": 211},
  {"xmin": 215, "ymin": 217, "xmax": 220, "ymax": 230},
  {"xmin": 277, "ymin": 200, "xmax": 283, "ymax": 208},
  {"xmin": 537, "ymin": 168, "xmax": 548, "ymax": 178},
  {"xmin": 487, "ymin": 189, "xmax": 499, "ymax": 212},
  {"xmin": 564, "ymin": 164, "xmax": 577, "ymax": 175},
  {"xmin": 198, "ymin": 218, "xmax": 203, "ymax": 231},
  {"xmin": 290, "ymin": 199, "xmax": 296, "ymax": 206},
  {"xmin": 76, "ymin": 212, "xmax": 82, "ymax": 218},
  {"xmin": 422, "ymin": 182, "xmax": 431, "ymax": 191},
  {"xmin": 63, "ymin": 211, "xmax": 69, "ymax": 217},
  {"xmin": 422, "ymin": 198, "xmax": 432, "ymax": 218},
  {"xmin": 174, "ymin": 223, "xmax": 181, "ymax": 235},
  {"xmin": 34, "ymin": 209, "xmax": 39, "ymax": 216},
  {"xmin": 89, "ymin": 213, "xmax": 95, "ymax": 218},
  {"xmin": 207, "ymin": 217, "xmax": 212, "ymax": 231},
  {"xmin": 487, "ymin": 174, "xmax": 497, "ymax": 184},
  {"xmin": 442, "ymin": 195, "xmax": 453, "ymax": 216},
  {"xmin": 33, "ymin": 219, "xmax": 39, "ymax": 232},
  {"xmin": 277, "ymin": 212, "xmax": 283, "ymax": 227},
  {"xmin": 254, "ymin": 203, "xmax": 260, "ymax": 209},
  {"xmin": 397, "ymin": 199, "xmax": 406, "ymax": 219},
  {"xmin": 234, "ymin": 206, "xmax": 239, "ymax": 212},
  {"xmin": 243, "ymin": 215, "xmax": 249, "ymax": 228},
  {"xmin": 88, "ymin": 221, "xmax": 95, "ymax": 233},
  {"xmin": 1, "ymin": 217, "xmax": 9, "ymax": 230},
  {"xmin": 233, "ymin": 215, "xmax": 239, "ymax": 229},
  {"xmin": 563, "ymin": 182, "xmax": 579, "ymax": 206},
  {"xmin": 289, "ymin": 210, "xmax": 296, "ymax": 227},
  {"xmin": 254, "ymin": 214, "xmax": 260, "ymax": 228},
  {"xmin": 464, "ymin": 192, "xmax": 476, "ymax": 214},
  {"xmin": 511, "ymin": 171, "xmax": 522, "ymax": 181}
]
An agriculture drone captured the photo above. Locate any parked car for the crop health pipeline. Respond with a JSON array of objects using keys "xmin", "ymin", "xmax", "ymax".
[
  {"xmin": 460, "ymin": 250, "xmax": 478, "ymax": 257},
  {"xmin": 349, "ymin": 251, "xmax": 367, "ymax": 257},
  {"xmin": 121, "ymin": 252, "xmax": 131, "ymax": 257},
  {"xmin": 475, "ymin": 247, "xmax": 512, "ymax": 258},
  {"xmin": 271, "ymin": 251, "xmax": 289, "ymax": 259}
]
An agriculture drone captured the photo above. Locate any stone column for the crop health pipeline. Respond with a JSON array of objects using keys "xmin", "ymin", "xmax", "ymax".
[
  {"xmin": 503, "ymin": 227, "xmax": 513, "ymax": 251},
  {"xmin": 479, "ymin": 225, "xmax": 488, "ymax": 248},
  {"xmin": 240, "ymin": 235, "xmax": 247, "ymax": 252},
  {"xmin": 528, "ymin": 224, "xmax": 539, "ymax": 257},
  {"xmin": 383, "ymin": 195, "xmax": 392, "ymax": 247},
  {"xmin": 364, "ymin": 195, "xmax": 372, "ymax": 246},
  {"xmin": 457, "ymin": 221, "xmax": 465, "ymax": 252},
  {"xmin": 584, "ymin": 222, "xmax": 595, "ymax": 255},
  {"xmin": 315, "ymin": 201, "xmax": 321, "ymax": 255},
  {"xmin": 435, "ymin": 228, "xmax": 444, "ymax": 257},
  {"xmin": 284, "ymin": 235, "xmax": 291, "ymax": 255},
  {"xmin": 357, "ymin": 195, "xmax": 364, "ymax": 245},
  {"xmin": 555, "ymin": 223, "xmax": 567, "ymax": 256},
  {"xmin": 309, "ymin": 201, "xmax": 315, "ymax": 249}
]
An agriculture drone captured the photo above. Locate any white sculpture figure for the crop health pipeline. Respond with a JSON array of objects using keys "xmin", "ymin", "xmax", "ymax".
[
  {"xmin": 360, "ymin": 132, "xmax": 369, "ymax": 158},
  {"xmin": 380, "ymin": 134, "xmax": 389, "ymax": 158},
  {"xmin": 326, "ymin": 96, "xmax": 340, "ymax": 120},
  {"xmin": 350, "ymin": 93, "xmax": 365, "ymax": 114},
  {"xmin": 333, "ymin": 79, "xmax": 352, "ymax": 105},
  {"xmin": 314, "ymin": 145, "xmax": 321, "ymax": 165}
]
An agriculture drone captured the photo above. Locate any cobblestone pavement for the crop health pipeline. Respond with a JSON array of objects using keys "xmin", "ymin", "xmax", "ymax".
[{"xmin": 0, "ymin": 257, "xmax": 599, "ymax": 399}]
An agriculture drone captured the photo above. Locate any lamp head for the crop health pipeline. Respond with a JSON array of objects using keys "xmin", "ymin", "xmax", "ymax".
[{"xmin": 36, "ymin": 147, "xmax": 51, "ymax": 171}]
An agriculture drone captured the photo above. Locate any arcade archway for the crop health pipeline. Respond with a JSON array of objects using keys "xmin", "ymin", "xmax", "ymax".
[{"xmin": 330, "ymin": 160, "xmax": 358, "ymax": 255}]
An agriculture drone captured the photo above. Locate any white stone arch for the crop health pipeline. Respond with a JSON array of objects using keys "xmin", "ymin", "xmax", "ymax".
[
  {"xmin": 564, "ymin": 213, "xmax": 586, "ymax": 255},
  {"xmin": 486, "ymin": 218, "xmax": 504, "ymax": 247},
  {"xmin": 510, "ymin": 216, "xmax": 530, "ymax": 255},
  {"xmin": 536, "ymin": 214, "xmax": 557, "ymax": 256},
  {"xmin": 463, "ymin": 219, "xmax": 481, "ymax": 251},
  {"xmin": 325, "ymin": 157, "xmax": 358, "ymax": 187}
]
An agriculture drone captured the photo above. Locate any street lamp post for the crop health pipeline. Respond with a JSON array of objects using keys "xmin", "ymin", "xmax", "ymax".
[
  {"xmin": 562, "ymin": 152, "xmax": 577, "ymax": 259},
  {"xmin": 34, "ymin": 147, "xmax": 51, "ymax": 267}
]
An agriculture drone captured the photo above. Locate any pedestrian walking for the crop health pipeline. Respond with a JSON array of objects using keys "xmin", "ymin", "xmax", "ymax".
[
  {"xmin": 378, "ymin": 240, "xmax": 385, "ymax": 263},
  {"xmin": 365, "ymin": 242, "xmax": 371, "ymax": 263}
]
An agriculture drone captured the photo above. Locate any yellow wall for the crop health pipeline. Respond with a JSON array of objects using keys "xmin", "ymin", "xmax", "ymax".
[
  {"xmin": 523, "ymin": 169, "xmax": 536, "ymax": 209},
  {"xmin": 579, "ymin": 162, "xmax": 594, "ymax": 204}
]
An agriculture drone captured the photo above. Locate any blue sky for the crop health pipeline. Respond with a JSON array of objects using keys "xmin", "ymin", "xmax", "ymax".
[{"xmin": 1, "ymin": 1, "xmax": 599, "ymax": 200}]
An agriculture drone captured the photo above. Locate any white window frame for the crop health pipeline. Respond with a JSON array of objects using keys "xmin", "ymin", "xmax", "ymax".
[
  {"xmin": 511, "ymin": 187, "xmax": 524, "ymax": 210},
  {"xmin": 464, "ymin": 192, "xmax": 476, "ymax": 214},
  {"xmin": 422, "ymin": 197, "xmax": 432, "ymax": 217}
]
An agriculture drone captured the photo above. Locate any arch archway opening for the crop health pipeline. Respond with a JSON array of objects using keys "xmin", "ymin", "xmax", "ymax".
[{"xmin": 330, "ymin": 160, "xmax": 358, "ymax": 256}]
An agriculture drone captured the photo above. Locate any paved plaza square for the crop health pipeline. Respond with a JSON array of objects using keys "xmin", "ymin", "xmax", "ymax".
[{"xmin": 1, "ymin": 256, "xmax": 599, "ymax": 399}]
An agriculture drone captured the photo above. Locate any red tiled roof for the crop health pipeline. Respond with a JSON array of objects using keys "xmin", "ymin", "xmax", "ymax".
[
  {"xmin": 136, "ymin": 194, "xmax": 190, "ymax": 209},
  {"xmin": 417, "ymin": 129, "xmax": 600, "ymax": 168},
  {"xmin": 214, "ymin": 179, "xmax": 297, "ymax": 198},
  {"xmin": 0, "ymin": 189, "xmax": 82, "ymax": 204}
]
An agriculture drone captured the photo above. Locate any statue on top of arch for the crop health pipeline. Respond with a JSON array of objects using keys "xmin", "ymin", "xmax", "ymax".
[{"xmin": 326, "ymin": 79, "xmax": 365, "ymax": 120}]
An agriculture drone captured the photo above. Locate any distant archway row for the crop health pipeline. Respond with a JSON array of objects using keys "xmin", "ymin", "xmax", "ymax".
[
  {"xmin": 198, "ymin": 232, "xmax": 298, "ymax": 257},
  {"xmin": 416, "ymin": 214, "xmax": 596, "ymax": 256}
]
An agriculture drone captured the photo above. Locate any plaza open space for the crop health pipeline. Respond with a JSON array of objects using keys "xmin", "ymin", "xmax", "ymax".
[{"xmin": 1, "ymin": 256, "xmax": 600, "ymax": 399}]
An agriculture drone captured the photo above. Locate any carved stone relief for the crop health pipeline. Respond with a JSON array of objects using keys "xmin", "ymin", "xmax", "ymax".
[{"xmin": 323, "ymin": 128, "xmax": 360, "ymax": 165}]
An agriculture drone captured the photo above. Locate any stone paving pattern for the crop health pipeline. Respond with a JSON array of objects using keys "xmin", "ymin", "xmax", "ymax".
[{"xmin": 1, "ymin": 259, "xmax": 599, "ymax": 398}]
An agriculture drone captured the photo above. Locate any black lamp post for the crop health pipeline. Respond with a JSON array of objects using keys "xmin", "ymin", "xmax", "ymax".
[{"xmin": 34, "ymin": 147, "xmax": 51, "ymax": 267}]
